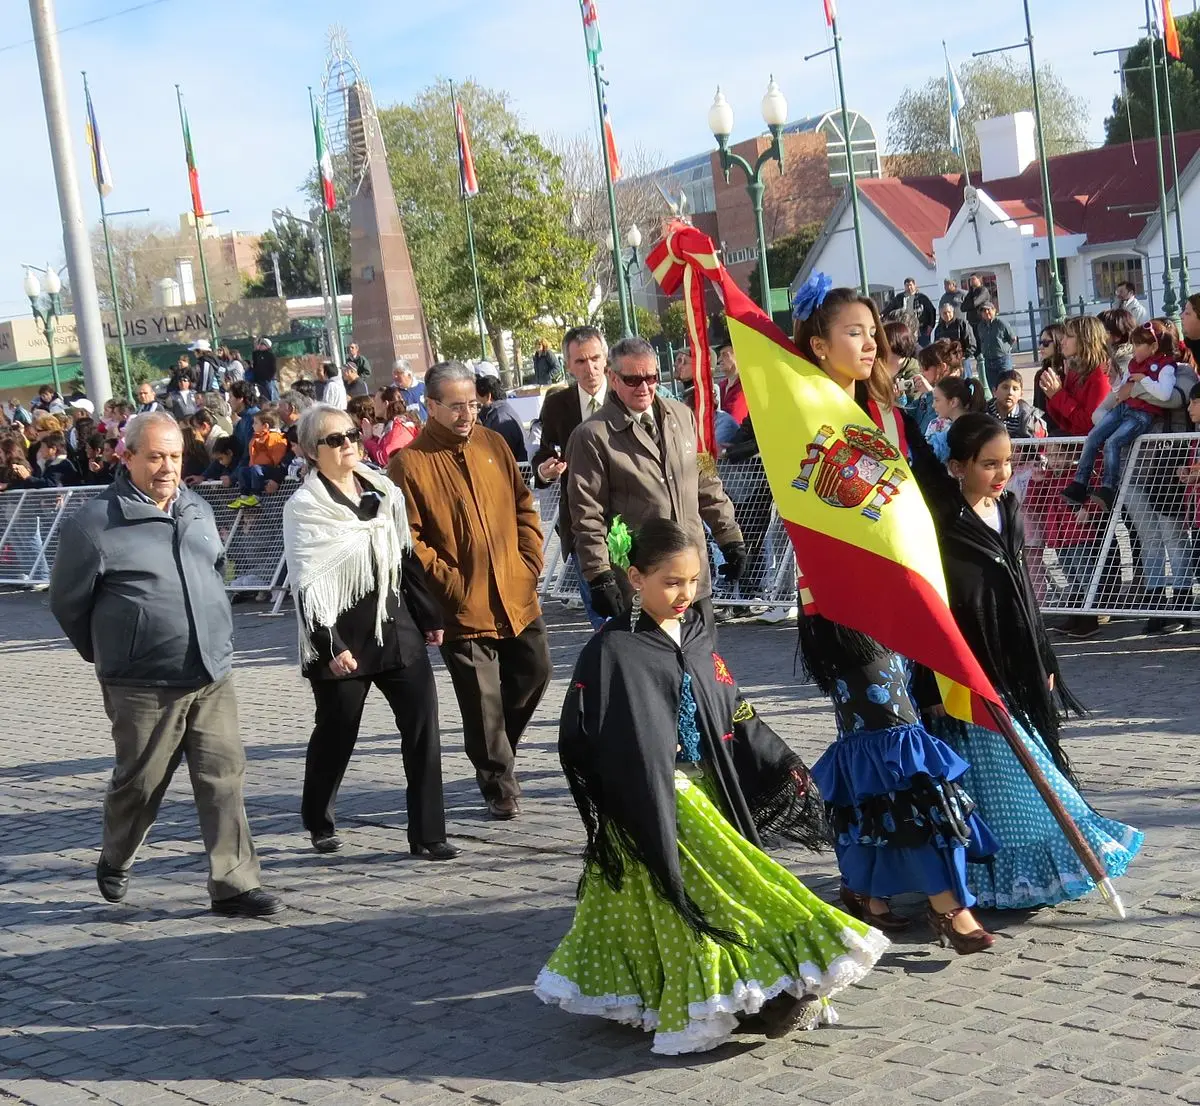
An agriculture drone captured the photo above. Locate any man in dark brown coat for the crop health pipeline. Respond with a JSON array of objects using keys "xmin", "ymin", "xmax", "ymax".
[{"xmin": 390, "ymin": 361, "xmax": 550, "ymax": 820}]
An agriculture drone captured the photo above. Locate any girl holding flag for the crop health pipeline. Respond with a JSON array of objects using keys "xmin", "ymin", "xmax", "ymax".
[
  {"xmin": 926, "ymin": 413, "xmax": 1142, "ymax": 908},
  {"xmin": 535, "ymin": 518, "xmax": 886, "ymax": 1054},
  {"xmin": 792, "ymin": 282, "xmax": 1001, "ymax": 955}
]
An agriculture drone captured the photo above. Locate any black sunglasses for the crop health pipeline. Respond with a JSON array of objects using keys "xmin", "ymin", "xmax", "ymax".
[
  {"xmin": 318, "ymin": 428, "xmax": 363, "ymax": 449},
  {"xmin": 1038, "ymin": 338, "xmax": 1055, "ymax": 347},
  {"xmin": 616, "ymin": 372, "xmax": 659, "ymax": 389}
]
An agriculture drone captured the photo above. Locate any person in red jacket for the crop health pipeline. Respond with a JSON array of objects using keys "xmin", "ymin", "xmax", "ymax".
[
  {"xmin": 1038, "ymin": 315, "xmax": 1112, "ymax": 437},
  {"xmin": 715, "ymin": 342, "xmax": 749, "ymax": 426}
]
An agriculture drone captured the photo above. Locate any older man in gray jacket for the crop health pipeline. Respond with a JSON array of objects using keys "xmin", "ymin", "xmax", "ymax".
[
  {"xmin": 566, "ymin": 336, "xmax": 745, "ymax": 620},
  {"xmin": 49, "ymin": 411, "xmax": 281, "ymax": 917}
]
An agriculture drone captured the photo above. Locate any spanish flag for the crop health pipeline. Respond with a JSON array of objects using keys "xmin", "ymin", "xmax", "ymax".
[{"xmin": 649, "ymin": 222, "xmax": 1003, "ymax": 729}]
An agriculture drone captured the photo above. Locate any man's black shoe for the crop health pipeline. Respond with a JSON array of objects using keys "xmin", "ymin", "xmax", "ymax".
[
  {"xmin": 311, "ymin": 833, "xmax": 343, "ymax": 853},
  {"xmin": 211, "ymin": 888, "xmax": 284, "ymax": 918},
  {"xmin": 410, "ymin": 841, "xmax": 462, "ymax": 861},
  {"xmin": 96, "ymin": 857, "xmax": 129, "ymax": 903}
]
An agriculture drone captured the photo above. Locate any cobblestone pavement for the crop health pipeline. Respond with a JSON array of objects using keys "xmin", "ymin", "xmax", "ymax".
[{"xmin": 2, "ymin": 590, "xmax": 1198, "ymax": 1106}]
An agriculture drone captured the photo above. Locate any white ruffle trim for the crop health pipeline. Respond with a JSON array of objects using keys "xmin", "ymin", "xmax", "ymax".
[{"xmin": 534, "ymin": 925, "xmax": 888, "ymax": 1055}]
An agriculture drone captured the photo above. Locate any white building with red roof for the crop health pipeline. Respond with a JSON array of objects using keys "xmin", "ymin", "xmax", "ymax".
[{"xmin": 791, "ymin": 112, "xmax": 1200, "ymax": 336}]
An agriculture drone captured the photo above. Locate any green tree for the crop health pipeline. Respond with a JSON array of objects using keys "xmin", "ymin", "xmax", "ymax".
[
  {"xmin": 106, "ymin": 345, "xmax": 158, "ymax": 401},
  {"xmin": 747, "ymin": 224, "xmax": 823, "ymax": 308},
  {"xmin": 1105, "ymin": 17, "xmax": 1200, "ymax": 143},
  {"xmin": 245, "ymin": 217, "xmax": 322, "ymax": 298},
  {"xmin": 660, "ymin": 301, "xmax": 688, "ymax": 349},
  {"xmin": 378, "ymin": 81, "xmax": 594, "ymax": 376},
  {"xmin": 599, "ymin": 301, "xmax": 662, "ymax": 345},
  {"xmin": 886, "ymin": 55, "xmax": 1088, "ymax": 176}
]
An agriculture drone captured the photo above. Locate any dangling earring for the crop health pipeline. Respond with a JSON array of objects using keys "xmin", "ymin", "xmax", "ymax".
[{"xmin": 630, "ymin": 588, "xmax": 643, "ymax": 629}]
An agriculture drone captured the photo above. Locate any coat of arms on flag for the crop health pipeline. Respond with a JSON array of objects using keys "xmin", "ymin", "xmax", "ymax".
[{"xmin": 793, "ymin": 424, "xmax": 907, "ymax": 521}]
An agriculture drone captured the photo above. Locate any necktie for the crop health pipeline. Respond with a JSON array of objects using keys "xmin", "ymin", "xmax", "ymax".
[
  {"xmin": 588, "ymin": 395, "xmax": 599, "ymax": 414},
  {"xmin": 640, "ymin": 412, "xmax": 657, "ymax": 440}
]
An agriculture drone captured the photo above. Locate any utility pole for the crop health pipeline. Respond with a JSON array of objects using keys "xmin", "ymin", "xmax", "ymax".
[
  {"xmin": 28, "ymin": 0, "xmax": 112, "ymax": 406},
  {"xmin": 1143, "ymin": 0, "xmax": 1180, "ymax": 320}
]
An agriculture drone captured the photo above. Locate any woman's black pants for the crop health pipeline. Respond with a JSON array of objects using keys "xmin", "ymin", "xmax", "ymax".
[{"xmin": 302, "ymin": 656, "xmax": 446, "ymax": 846}]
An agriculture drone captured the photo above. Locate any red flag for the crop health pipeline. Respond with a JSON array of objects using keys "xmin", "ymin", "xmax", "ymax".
[
  {"xmin": 601, "ymin": 89, "xmax": 621, "ymax": 182},
  {"xmin": 824, "ymin": 0, "xmax": 837, "ymax": 26},
  {"xmin": 455, "ymin": 102, "xmax": 479, "ymax": 198},
  {"xmin": 1163, "ymin": 0, "xmax": 1182, "ymax": 60}
]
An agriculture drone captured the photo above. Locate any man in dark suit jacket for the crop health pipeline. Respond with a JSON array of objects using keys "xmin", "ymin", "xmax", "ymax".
[{"xmin": 530, "ymin": 325, "xmax": 608, "ymax": 628}]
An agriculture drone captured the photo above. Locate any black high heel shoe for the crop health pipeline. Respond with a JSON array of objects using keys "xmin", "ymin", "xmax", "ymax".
[{"xmin": 410, "ymin": 841, "xmax": 462, "ymax": 861}]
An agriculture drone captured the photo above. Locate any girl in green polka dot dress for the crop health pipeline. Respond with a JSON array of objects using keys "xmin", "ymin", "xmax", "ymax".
[{"xmin": 535, "ymin": 519, "xmax": 887, "ymax": 1055}]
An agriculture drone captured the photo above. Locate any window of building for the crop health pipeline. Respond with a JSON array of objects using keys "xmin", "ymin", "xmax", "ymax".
[{"xmin": 1091, "ymin": 257, "xmax": 1144, "ymax": 299}]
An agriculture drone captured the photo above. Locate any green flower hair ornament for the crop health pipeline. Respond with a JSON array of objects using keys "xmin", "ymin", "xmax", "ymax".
[{"xmin": 607, "ymin": 516, "xmax": 633, "ymax": 571}]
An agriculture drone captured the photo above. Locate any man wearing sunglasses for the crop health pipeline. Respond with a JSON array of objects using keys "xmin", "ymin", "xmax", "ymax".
[
  {"xmin": 566, "ymin": 336, "xmax": 745, "ymax": 623},
  {"xmin": 389, "ymin": 361, "xmax": 551, "ymax": 821}
]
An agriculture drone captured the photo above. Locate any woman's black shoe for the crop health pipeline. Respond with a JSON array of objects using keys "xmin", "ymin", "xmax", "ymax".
[
  {"xmin": 410, "ymin": 841, "xmax": 462, "ymax": 861},
  {"xmin": 311, "ymin": 833, "xmax": 343, "ymax": 853}
]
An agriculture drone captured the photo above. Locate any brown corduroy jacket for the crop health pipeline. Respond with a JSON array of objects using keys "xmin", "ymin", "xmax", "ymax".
[{"xmin": 389, "ymin": 418, "xmax": 544, "ymax": 642}]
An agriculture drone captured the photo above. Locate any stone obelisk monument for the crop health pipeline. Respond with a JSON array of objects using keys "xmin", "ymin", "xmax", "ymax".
[{"xmin": 344, "ymin": 81, "xmax": 432, "ymax": 374}]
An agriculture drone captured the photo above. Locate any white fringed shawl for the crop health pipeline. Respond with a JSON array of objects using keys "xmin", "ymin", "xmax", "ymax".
[{"xmin": 282, "ymin": 465, "xmax": 413, "ymax": 665}]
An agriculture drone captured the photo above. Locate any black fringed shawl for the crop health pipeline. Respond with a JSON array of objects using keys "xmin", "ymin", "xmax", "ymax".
[{"xmin": 558, "ymin": 606, "xmax": 827, "ymax": 944}]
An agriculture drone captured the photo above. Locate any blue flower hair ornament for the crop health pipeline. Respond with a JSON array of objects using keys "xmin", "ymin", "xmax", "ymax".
[{"xmin": 791, "ymin": 271, "xmax": 833, "ymax": 322}]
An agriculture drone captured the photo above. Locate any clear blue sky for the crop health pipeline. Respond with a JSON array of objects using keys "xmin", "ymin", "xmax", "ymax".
[{"xmin": 0, "ymin": 0, "xmax": 1156, "ymax": 320}]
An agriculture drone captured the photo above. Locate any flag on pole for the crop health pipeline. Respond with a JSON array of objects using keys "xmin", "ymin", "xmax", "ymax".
[
  {"xmin": 823, "ymin": 0, "xmax": 837, "ymax": 26},
  {"xmin": 455, "ymin": 101, "xmax": 479, "ymax": 198},
  {"xmin": 945, "ymin": 43, "xmax": 967, "ymax": 157},
  {"xmin": 313, "ymin": 101, "xmax": 336, "ymax": 211},
  {"xmin": 580, "ymin": 0, "xmax": 602, "ymax": 63},
  {"xmin": 649, "ymin": 221, "xmax": 1007, "ymax": 731},
  {"xmin": 601, "ymin": 87, "xmax": 622, "ymax": 182},
  {"xmin": 84, "ymin": 84, "xmax": 113, "ymax": 198},
  {"xmin": 180, "ymin": 104, "xmax": 204, "ymax": 218},
  {"xmin": 1163, "ymin": 0, "xmax": 1182, "ymax": 60}
]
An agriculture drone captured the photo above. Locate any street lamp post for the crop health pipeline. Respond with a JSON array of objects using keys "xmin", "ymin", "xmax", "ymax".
[
  {"xmin": 1156, "ymin": 27, "xmax": 1189, "ymax": 305},
  {"xmin": 1142, "ymin": 0, "xmax": 1179, "ymax": 320},
  {"xmin": 972, "ymin": 0, "xmax": 1068, "ymax": 322},
  {"xmin": 24, "ymin": 264, "xmax": 64, "ymax": 397},
  {"xmin": 709, "ymin": 80, "xmax": 788, "ymax": 312},
  {"xmin": 622, "ymin": 223, "xmax": 643, "ymax": 336}
]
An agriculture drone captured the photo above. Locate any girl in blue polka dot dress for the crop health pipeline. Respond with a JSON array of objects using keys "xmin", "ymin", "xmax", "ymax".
[
  {"xmin": 535, "ymin": 519, "xmax": 886, "ymax": 1055},
  {"xmin": 927, "ymin": 413, "xmax": 1142, "ymax": 909}
]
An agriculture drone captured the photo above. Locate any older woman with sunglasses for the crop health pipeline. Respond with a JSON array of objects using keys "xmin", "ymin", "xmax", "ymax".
[{"xmin": 282, "ymin": 403, "xmax": 459, "ymax": 860}]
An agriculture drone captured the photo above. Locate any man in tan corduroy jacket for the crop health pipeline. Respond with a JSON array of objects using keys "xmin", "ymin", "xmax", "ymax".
[{"xmin": 389, "ymin": 361, "xmax": 550, "ymax": 820}]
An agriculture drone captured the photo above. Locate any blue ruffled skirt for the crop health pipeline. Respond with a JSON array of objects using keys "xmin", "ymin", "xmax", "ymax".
[
  {"xmin": 812, "ymin": 723, "xmax": 1000, "ymax": 907},
  {"xmin": 929, "ymin": 712, "xmax": 1143, "ymax": 909}
]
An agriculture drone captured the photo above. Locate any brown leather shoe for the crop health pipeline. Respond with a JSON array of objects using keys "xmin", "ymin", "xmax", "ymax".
[{"xmin": 487, "ymin": 797, "xmax": 520, "ymax": 820}]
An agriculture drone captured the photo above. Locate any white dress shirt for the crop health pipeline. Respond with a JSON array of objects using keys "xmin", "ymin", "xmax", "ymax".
[{"xmin": 579, "ymin": 380, "xmax": 607, "ymax": 421}]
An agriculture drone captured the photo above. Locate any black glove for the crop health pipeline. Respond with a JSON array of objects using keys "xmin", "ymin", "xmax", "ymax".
[
  {"xmin": 587, "ymin": 571, "xmax": 626, "ymax": 620},
  {"xmin": 718, "ymin": 541, "xmax": 747, "ymax": 582}
]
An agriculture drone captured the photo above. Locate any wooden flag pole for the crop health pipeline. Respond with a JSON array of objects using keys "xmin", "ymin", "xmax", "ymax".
[{"xmin": 984, "ymin": 701, "xmax": 1126, "ymax": 919}]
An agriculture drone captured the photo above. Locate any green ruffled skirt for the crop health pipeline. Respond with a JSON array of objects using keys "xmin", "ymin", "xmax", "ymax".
[{"xmin": 535, "ymin": 770, "xmax": 888, "ymax": 1054}]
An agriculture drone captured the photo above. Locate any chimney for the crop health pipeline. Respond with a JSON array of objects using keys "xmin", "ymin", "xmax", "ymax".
[
  {"xmin": 175, "ymin": 257, "xmax": 197, "ymax": 305},
  {"xmin": 974, "ymin": 112, "xmax": 1038, "ymax": 183},
  {"xmin": 156, "ymin": 277, "xmax": 181, "ymax": 308}
]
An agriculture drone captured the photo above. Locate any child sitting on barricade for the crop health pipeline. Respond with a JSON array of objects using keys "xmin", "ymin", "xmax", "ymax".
[
  {"xmin": 229, "ymin": 409, "xmax": 288, "ymax": 509},
  {"xmin": 1063, "ymin": 322, "xmax": 1181, "ymax": 513}
]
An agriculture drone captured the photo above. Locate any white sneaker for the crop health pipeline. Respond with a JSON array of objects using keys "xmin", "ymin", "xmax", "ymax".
[{"xmin": 757, "ymin": 605, "xmax": 798, "ymax": 624}]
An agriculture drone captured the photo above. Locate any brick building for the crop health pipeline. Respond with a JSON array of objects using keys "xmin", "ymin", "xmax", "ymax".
[{"xmin": 627, "ymin": 109, "xmax": 881, "ymax": 308}]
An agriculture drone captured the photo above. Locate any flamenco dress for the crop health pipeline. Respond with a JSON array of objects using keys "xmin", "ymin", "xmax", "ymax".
[
  {"xmin": 929, "ymin": 711, "xmax": 1141, "ymax": 909},
  {"xmin": 535, "ymin": 672, "xmax": 887, "ymax": 1055},
  {"xmin": 811, "ymin": 649, "xmax": 1000, "ymax": 907}
]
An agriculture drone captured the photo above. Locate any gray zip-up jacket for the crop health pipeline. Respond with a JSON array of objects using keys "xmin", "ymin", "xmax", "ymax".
[{"xmin": 49, "ymin": 470, "xmax": 234, "ymax": 687}]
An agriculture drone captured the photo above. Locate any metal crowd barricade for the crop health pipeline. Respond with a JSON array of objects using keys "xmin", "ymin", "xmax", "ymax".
[
  {"xmin": 1008, "ymin": 433, "xmax": 1200, "ymax": 618},
  {"xmin": 10, "ymin": 435, "xmax": 1199, "ymax": 621}
]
